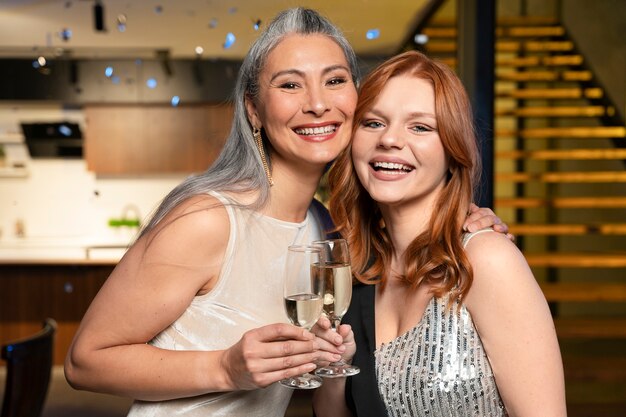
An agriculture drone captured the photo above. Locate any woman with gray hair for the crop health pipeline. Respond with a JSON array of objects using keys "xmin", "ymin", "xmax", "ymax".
[{"xmin": 65, "ymin": 7, "xmax": 506, "ymax": 417}]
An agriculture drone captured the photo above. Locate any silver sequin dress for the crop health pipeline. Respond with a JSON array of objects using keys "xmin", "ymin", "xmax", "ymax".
[{"xmin": 374, "ymin": 230, "xmax": 508, "ymax": 417}]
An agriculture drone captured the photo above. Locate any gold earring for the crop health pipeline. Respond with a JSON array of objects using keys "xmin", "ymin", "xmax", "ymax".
[{"xmin": 253, "ymin": 127, "xmax": 274, "ymax": 186}]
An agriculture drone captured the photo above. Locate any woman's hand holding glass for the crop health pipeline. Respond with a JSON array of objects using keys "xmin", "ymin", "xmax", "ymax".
[
  {"xmin": 312, "ymin": 239, "xmax": 360, "ymax": 378},
  {"xmin": 220, "ymin": 247, "xmax": 339, "ymax": 391},
  {"xmin": 279, "ymin": 244, "xmax": 326, "ymax": 389}
]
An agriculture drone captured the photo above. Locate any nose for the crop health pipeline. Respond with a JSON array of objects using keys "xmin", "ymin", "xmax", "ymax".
[
  {"xmin": 302, "ymin": 85, "xmax": 330, "ymax": 117},
  {"xmin": 378, "ymin": 124, "xmax": 406, "ymax": 149}
]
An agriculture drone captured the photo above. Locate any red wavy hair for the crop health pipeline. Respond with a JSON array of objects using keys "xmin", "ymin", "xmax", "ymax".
[{"xmin": 329, "ymin": 50, "xmax": 480, "ymax": 301}]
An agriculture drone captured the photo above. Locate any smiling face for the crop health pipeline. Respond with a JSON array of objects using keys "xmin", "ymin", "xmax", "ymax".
[
  {"xmin": 245, "ymin": 33, "xmax": 358, "ymax": 172},
  {"xmin": 351, "ymin": 74, "xmax": 449, "ymax": 211}
]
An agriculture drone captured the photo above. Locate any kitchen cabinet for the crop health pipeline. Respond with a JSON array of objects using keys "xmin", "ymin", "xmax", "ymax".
[
  {"xmin": 0, "ymin": 263, "xmax": 114, "ymax": 365},
  {"xmin": 84, "ymin": 104, "xmax": 233, "ymax": 174}
]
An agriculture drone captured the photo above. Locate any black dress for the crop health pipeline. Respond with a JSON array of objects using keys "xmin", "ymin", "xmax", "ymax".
[{"xmin": 343, "ymin": 283, "xmax": 388, "ymax": 417}]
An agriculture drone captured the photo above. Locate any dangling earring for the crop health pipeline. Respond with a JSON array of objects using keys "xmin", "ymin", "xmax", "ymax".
[{"xmin": 253, "ymin": 127, "xmax": 274, "ymax": 186}]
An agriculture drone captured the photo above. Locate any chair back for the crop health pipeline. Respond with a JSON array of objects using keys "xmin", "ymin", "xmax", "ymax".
[{"xmin": 1, "ymin": 318, "xmax": 57, "ymax": 417}]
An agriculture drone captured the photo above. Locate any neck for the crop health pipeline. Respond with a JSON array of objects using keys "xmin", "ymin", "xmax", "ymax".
[
  {"xmin": 263, "ymin": 161, "xmax": 325, "ymax": 223},
  {"xmin": 379, "ymin": 194, "xmax": 438, "ymax": 260}
]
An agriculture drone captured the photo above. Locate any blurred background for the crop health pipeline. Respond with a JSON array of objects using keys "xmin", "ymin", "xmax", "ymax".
[{"xmin": 0, "ymin": 0, "xmax": 624, "ymax": 415}]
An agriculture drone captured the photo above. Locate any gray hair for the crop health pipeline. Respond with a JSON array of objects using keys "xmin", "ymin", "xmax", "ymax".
[{"xmin": 140, "ymin": 8, "xmax": 359, "ymax": 236}]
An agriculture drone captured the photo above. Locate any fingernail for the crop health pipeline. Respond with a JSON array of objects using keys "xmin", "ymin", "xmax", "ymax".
[
  {"xmin": 335, "ymin": 336, "xmax": 343, "ymax": 344},
  {"xmin": 338, "ymin": 345, "xmax": 346, "ymax": 352}
]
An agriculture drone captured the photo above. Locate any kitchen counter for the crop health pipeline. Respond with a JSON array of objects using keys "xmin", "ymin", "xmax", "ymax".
[
  {"xmin": 1, "ymin": 262, "xmax": 115, "ymax": 365},
  {"xmin": 0, "ymin": 236, "xmax": 129, "ymax": 264}
]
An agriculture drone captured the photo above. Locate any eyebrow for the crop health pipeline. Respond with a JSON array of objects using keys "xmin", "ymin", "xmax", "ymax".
[
  {"xmin": 269, "ymin": 64, "xmax": 351, "ymax": 83},
  {"xmin": 366, "ymin": 108, "xmax": 436, "ymax": 120}
]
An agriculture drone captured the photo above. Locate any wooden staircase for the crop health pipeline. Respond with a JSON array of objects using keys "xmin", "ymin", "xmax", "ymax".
[{"xmin": 417, "ymin": 13, "xmax": 626, "ymax": 414}]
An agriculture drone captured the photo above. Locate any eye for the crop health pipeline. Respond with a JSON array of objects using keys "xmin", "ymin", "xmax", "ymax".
[
  {"xmin": 411, "ymin": 124, "xmax": 434, "ymax": 133},
  {"xmin": 361, "ymin": 119, "xmax": 384, "ymax": 129},
  {"xmin": 278, "ymin": 82, "xmax": 300, "ymax": 89},
  {"xmin": 327, "ymin": 77, "xmax": 348, "ymax": 86}
]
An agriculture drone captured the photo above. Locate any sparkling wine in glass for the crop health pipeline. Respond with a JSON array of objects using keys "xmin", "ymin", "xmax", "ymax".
[
  {"xmin": 279, "ymin": 245, "xmax": 325, "ymax": 389},
  {"xmin": 313, "ymin": 239, "xmax": 360, "ymax": 378}
]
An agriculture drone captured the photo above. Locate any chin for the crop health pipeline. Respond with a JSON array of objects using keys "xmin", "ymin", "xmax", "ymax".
[{"xmin": 308, "ymin": 150, "xmax": 340, "ymax": 165}]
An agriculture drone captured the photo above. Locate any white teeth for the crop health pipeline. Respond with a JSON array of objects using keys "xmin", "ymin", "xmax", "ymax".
[
  {"xmin": 294, "ymin": 125, "xmax": 337, "ymax": 135},
  {"xmin": 373, "ymin": 161, "xmax": 413, "ymax": 171}
]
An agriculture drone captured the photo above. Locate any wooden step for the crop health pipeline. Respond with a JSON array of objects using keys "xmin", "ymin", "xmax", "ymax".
[
  {"xmin": 497, "ymin": 40, "xmax": 574, "ymax": 52},
  {"xmin": 563, "ymin": 356, "xmax": 626, "ymax": 383},
  {"xmin": 428, "ymin": 16, "xmax": 559, "ymax": 28},
  {"xmin": 495, "ymin": 106, "xmax": 608, "ymax": 118},
  {"xmin": 525, "ymin": 252, "xmax": 626, "ymax": 268},
  {"xmin": 496, "ymin": 55, "xmax": 584, "ymax": 67},
  {"xmin": 554, "ymin": 318, "xmax": 626, "ymax": 338},
  {"xmin": 497, "ymin": 70, "xmax": 592, "ymax": 82},
  {"xmin": 508, "ymin": 223, "xmax": 626, "ymax": 235},
  {"xmin": 426, "ymin": 40, "xmax": 574, "ymax": 53},
  {"xmin": 422, "ymin": 26, "xmax": 565, "ymax": 39},
  {"xmin": 496, "ymin": 171, "xmax": 626, "ymax": 183},
  {"xmin": 540, "ymin": 282, "xmax": 626, "ymax": 302},
  {"xmin": 425, "ymin": 41, "xmax": 457, "ymax": 53},
  {"xmin": 496, "ymin": 126, "xmax": 626, "ymax": 138},
  {"xmin": 496, "ymin": 148, "xmax": 626, "ymax": 160},
  {"xmin": 495, "ymin": 197, "xmax": 626, "ymax": 208},
  {"xmin": 497, "ymin": 87, "xmax": 603, "ymax": 99},
  {"xmin": 502, "ymin": 26, "xmax": 565, "ymax": 37}
]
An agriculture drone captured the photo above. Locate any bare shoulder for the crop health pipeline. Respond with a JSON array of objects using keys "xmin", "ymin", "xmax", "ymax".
[
  {"xmin": 463, "ymin": 229, "xmax": 539, "ymax": 306},
  {"xmin": 463, "ymin": 229, "xmax": 524, "ymax": 268},
  {"xmin": 150, "ymin": 194, "xmax": 229, "ymax": 243},
  {"xmin": 129, "ymin": 194, "xmax": 232, "ymax": 272}
]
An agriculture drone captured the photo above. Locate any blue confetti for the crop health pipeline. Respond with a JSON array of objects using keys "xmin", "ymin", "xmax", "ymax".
[
  {"xmin": 253, "ymin": 19, "xmax": 261, "ymax": 31},
  {"xmin": 104, "ymin": 66, "xmax": 114, "ymax": 77},
  {"xmin": 117, "ymin": 14, "xmax": 127, "ymax": 32},
  {"xmin": 58, "ymin": 124, "xmax": 72, "ymax": 136},
  {"xmin": 146, "ymin": 78, "xmax": 157, "ymax": 89},
  {"xmin": 208, "ymin": 18, "xmax": 218, "ymax": 28},
  {"xmin": 111, "ymin": 76, "xmax": 121, "ymax": 84},
  {"xmin": 366, "ymin": 29, "xmax": 380, "ymax": 40},
  {"xmin": 154, "ymin": 5, "xmax": 163, "ymax": 14},
  {"xmin": 60, "ymin": 28, "xmax": 72, "ymax": 41},
  {"xmin": 171, "ymin": 96, "xmax": 180, "ymax": 107},
  {"xmin": 223, "ymin": 32, "xmax": 236, "ymax": 49}
]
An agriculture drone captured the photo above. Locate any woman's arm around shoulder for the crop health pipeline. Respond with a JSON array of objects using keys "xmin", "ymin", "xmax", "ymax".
[
  {"xmin": 65, "ymin": 194, "xmax": 234, "ymax": 400},
  {"xmin": 463, "ymin": 231, "xmax": 567, "ymax": 417}
]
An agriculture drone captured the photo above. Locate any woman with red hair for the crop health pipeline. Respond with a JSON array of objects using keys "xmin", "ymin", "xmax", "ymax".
[{"xmin": 313, "ymin": 51, "xmax": 566, "ymax": 417}]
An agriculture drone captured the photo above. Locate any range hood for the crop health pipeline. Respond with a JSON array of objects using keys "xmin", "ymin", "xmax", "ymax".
[{"xmin": 21, "ymin": 122, "xmax": 83, "ymax": 158}]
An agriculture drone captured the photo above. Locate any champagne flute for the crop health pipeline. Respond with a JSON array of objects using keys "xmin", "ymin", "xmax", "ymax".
[
  {"xmin": 279, "ymin": 244, "xmax": 325, "ymax": 389},
  {"xmin": 313, "ymin": 239, "xmax": 360, "ymax": 378}
]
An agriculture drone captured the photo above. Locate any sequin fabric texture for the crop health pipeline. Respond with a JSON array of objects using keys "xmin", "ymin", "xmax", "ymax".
[{"xmin": 375, "ymin": 295, "xmax": 508, "ymax": 417}]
